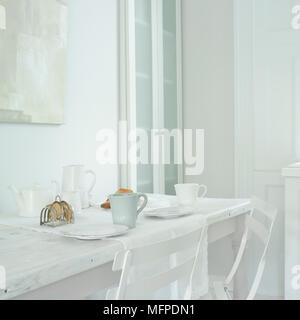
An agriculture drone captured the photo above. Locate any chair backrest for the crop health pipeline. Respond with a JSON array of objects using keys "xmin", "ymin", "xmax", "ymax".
[
  {"xmin": 106, "ymin": 226, "xmax": 206, "ymax": 300},
  {"xmin": 225, "ymin": 196, "xmax": 277, "ymax": 300}
]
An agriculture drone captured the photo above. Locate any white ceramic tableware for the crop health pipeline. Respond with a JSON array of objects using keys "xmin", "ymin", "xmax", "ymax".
[
  {"xmin": 80, "ymin": 190, "xmax": 90, "ymax": 210},
  {"xmin": 59, "ymin": 165, "xmax": 97, "ymax": 209},
  {"xmin": 61, "ymin": 190, "xmax": 82, "ymax": 214},
  {"xmin": 143, "ymin": 206, "xmax": 195, "ymax": 219},
  {"xmin": 110, "ymin": 193, "xmax": 148, "ymax": 229},
  {"xmin": 175, "ymin": 183, "xmax": 207, "ymax": 206},
  {"xmin": 61, "ymin": 225, "xmax": 129, "ymax": 240},
  {"xmin": 9, "ymin": 183, "xmax": 56, "ymax": 217}
]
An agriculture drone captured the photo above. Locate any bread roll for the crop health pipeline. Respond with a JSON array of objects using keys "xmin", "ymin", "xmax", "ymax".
[{"xmin": 101, "ymin": 189, "xmax": 134, "ymax": 209}]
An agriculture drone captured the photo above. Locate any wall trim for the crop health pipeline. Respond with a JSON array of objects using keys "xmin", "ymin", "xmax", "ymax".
[
  {"xmin": 233, "ymin": 0, "xmax": 254, "ymax": 198},
  {"xmin": 118, "ymin": 0, "xmax": 137, "ymax": 190},
  {"xmin": 176, "ymin": 0, "xmax": 184, "ymax": 184}
]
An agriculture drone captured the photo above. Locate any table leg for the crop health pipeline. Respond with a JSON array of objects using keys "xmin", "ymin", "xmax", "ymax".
[{"xmin": 231, "ymin": 215, "xmax": 249, "ymax": 299}]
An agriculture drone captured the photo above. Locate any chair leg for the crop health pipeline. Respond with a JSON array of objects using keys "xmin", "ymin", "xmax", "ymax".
[
  {"xmin": 231, "ymin": 215, "xmax": 249, "ymax": 299},
  {"xmin": 213, "ymin": 282, "xmax": 230, "ymax": 300}
]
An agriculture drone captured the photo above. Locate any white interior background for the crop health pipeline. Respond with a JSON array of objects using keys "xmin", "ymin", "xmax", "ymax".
[
  {"xmin": 0, "ymin": 0, "xmax": 292, "ymax": 298},
  {"xmin": 0, "ymin": 0, "xmax": 119, "ymax": 213}
]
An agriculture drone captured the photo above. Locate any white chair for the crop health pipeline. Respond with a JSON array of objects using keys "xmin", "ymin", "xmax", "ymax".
[
  {"xmin": 213, "ymin": 196, "xmax": 277, "ymax": 300},
  {"xmin": 106, "ymin": 226, "xmax": 207, "ymax": 300}
]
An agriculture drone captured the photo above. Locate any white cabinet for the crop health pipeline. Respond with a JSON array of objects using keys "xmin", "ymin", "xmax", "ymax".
[{"xmin": 282, "ymin": 163, "xmax": 300, "ymax": 300}]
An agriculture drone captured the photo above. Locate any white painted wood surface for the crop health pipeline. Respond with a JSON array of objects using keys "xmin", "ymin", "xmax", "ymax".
[
  {"xmin": 282, "ymin": 163, "xmax": 300, "ymax": 299},
  {"xmin": 0, "ymin": 196, "xmax": 251, "ymax": 300}
]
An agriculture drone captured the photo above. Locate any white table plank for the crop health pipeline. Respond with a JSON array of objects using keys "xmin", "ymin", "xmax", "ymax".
[{"xmin": 0, "ymin": 197, "xmax": 251, "ymax": 300}]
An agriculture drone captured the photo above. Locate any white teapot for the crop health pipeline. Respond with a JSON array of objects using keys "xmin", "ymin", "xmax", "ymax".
[{"xmin": 9, "ymin": 183, "xmax": 56, "ymax": 218}]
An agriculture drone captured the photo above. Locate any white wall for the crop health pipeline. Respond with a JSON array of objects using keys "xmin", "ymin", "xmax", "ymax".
[
  {"xmin": 181, "ymin": 0, "xmax": 236, "ymax": 284},
  {"xmin": 182, "ymin": 0, "xmax": 285, "ymax": 298},
  {"xmin": 0, "ymin": 0, "xmax": 119, "ymax": 214},
  {"xmin": 182, "ymin": 0, "xmax": 235, "ymax": 198}
]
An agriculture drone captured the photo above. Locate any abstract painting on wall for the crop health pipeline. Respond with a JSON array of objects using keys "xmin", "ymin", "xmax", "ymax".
[{"xmin": 0, "ymin": 0, "xmax": 67, "ymax": 124}]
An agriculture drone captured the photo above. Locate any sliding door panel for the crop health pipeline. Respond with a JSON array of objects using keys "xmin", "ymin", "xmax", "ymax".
[
  {"xmin": 135, "ymin": 0, "xmax": 154, "ymax": 193},
  {"xmin": 120, "ymin": 0, "xmax": 182, "ymax": 194},
  {"xmin": 163, "ymin": 0, "xmax": 179, "ymax": 195}
]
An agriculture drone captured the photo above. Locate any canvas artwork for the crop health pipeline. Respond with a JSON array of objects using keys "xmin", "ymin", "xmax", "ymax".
[{"xmin": 0, "ymin": 0, "xmax": 67, "ymax": 124}]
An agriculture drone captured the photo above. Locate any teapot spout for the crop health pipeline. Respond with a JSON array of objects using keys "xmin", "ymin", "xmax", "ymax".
[{"xmin": 9, "ymin": 185, "xmax": 24, "ymax": 211}]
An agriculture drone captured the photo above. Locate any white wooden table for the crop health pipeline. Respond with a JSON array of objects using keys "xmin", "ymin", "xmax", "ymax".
[{"xmin": 0, "ymin": 196, "xmax": 251, "ymax": 300}]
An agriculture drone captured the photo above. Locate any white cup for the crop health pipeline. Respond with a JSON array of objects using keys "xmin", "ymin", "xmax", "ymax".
[
  {"xmin": 61, "ymin": 190, "xmax": 82, "ymax": 214},
  {"xmin": 175, "ymin": 183, "xmax": 207, "ymax": 207}
]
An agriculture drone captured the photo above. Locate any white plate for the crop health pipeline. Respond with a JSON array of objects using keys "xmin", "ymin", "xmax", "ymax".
[
  {"xmin": 143, "ymin": 206, "xmax": 195, "ymax": 219},
  {"xmin": 60, "ymin": 224, "xmax": 129, "ymax": 240}
]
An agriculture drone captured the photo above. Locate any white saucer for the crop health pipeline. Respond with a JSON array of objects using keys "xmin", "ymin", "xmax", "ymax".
[
  {"xmin": 60, "ymin": 224, "xmax": 129, "ymax": 240},
  {"xmin": 143, "ymin": 206, "xmax": 195, "ymax": 219}
]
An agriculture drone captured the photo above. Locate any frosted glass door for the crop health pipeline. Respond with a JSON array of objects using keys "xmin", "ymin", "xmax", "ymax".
[
  {"xmin": 163, "ymin": 0, "xmax": 179, "ymax": 195},
  {"xmin": 124, "ymin": 0, "xmax": 182, "ymax": 194},
  {"xmin": 135, "ymin": 0, "xmax": 154, "ymax": 193}
]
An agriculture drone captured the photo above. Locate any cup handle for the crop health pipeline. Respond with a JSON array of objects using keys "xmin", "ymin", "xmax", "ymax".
[
  {"xmin": 198, "ymin": 185, "xmax": 207, "ymax": 198},
  {"xmin": 137, "ymin": 193, "xmax": 148, "ymax": 216},
  {"xmin": 85, "ymin": 170, "xmax": 96, "ymax": 194}
]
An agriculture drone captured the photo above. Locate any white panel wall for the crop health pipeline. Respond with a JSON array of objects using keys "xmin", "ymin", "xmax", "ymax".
[
  {"xmin": 182, "ymin": 0, "xmax": 287, "ymax": 298},
  {"xmin": 234, "ymin": 0, "xmax": 300, "ymax": 298},
  {"xmin": 0, "ymin": 0, "xmax": 119, "ymax": 214},
  {"xmin": 182, "ymin": 0, "xmax": 235, "ymax": 198}
]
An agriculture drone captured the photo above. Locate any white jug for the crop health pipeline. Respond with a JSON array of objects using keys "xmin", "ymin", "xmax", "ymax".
[
  {"xmin": 9, "ymin": 183, "xmax": 55, "ymax": 217},
  {"xmin": 57, "ymin": 165, "xmax": 97, "ymax": 209}
]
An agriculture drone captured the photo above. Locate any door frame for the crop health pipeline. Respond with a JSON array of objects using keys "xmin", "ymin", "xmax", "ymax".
[
  {"xmin": 118, "ymin": 0, "xmax": 183, "ymax": 192},
  {"xmin": 118, "ymin": 0, "xmax": 137, "ymax": 191},
  {"xmin": 233, "ymin": 0, "xmax": 254, "ymax": 198}
]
